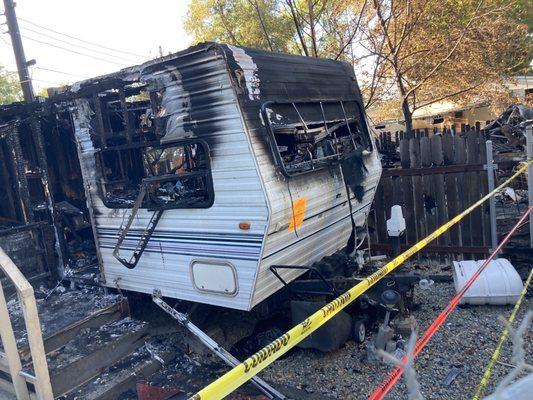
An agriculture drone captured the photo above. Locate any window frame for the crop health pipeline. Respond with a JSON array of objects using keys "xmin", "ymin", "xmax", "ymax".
[
  {"xmin": 260, "ymin": 99, "xmax": 372, "ymax": 178},
  {"xmin": 97, "ymin": 139, "xmax": 215, "ymax": 210}
]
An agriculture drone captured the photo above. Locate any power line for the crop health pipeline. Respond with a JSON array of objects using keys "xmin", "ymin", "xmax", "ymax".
[
  {"xmin": 18, "ymin": 16, "xmax": 147, "ymax": 59},
  {"xmin": 33, "ymin": 66, "xmax": 89, "ymax": 79},
  {"xmin": 21, "ymin": 77, "xmax": 65, "ymax": 86},
  {"xmin": 20, "ymin": 24, "xmax": 142, "ymax": 64},
  {"xmin": 0, "ymin": 31, "xmax": 10, "ymax": 46},
  {"xmin": 19, "ymin": 33, "xmax": 128, "ymax": 67},
  {"xmin": 2, "ymin": 30, "xmax": 90, "ymax": 80}
]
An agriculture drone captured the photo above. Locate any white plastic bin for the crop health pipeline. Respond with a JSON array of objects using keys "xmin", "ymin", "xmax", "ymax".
[{"xmin": 452, "ymin": 258, "xmax": 523, "ymax": 305}]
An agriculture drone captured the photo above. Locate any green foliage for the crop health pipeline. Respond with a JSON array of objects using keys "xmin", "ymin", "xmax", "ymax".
[
  {"xmin": 184, "ymin": 0, "xmax": 532, "ymax": 123},
  {"xmin": 184, "ymin": 0, "xmax": 364, "ymax": 59},
  {"xmin": 184, "ymin": 0, "xmax": 295, "ymax": 52},
  {"xmin": 0, "ymin": 65, "xmax": 22, "ymax": 105}
]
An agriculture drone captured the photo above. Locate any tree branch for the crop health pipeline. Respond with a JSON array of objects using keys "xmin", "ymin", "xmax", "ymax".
[
  {"xmin": 246, "ymin": 0, "xmax": 274, "ymax": 51},
  {"xmin": 412, "ymin": 82, "xmax": 483, "ymax": 111},
  {"xmin": 403, "ymin": 0, "xmax": 485, "ymax": 100},
  {"xmin": 285, "ymin": 0, "xmax": 309, "ymax": 56},
  {"xmin": 334, "ymin": 0, "xmax": 368, "ymax": 60}
]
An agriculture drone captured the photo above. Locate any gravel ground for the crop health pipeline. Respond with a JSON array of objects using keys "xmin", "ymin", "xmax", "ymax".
[{"xmin": 260, "ymin": 280, "xmax": 532, "ymax": 400}]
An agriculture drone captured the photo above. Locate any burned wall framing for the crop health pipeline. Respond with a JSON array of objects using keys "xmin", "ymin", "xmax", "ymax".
[{"xmin": 0, "ymin": 113, "xmax": 60, "ymax": 281}]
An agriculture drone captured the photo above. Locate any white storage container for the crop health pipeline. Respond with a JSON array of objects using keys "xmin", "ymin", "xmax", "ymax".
[{"xmin": 452, "ymin": 258, "xmax": 523, "ymax": 305}]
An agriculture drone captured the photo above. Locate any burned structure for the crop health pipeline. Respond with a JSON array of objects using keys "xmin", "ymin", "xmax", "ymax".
[
  {"xmin": 0, "ymin": 100, "xmax": 88, "ymax": 289},
  {"xmin": 0, "ymin": 43, "xmax": 381, "ymax": 311}
]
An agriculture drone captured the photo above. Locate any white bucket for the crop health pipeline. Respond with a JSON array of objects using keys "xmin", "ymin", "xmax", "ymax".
[{"xmin": 452, "ymin": 258, "xmax": 523, "ymax": 305}]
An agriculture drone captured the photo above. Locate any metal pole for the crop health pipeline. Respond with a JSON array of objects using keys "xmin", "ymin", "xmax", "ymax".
[
  {"xmin": 527, "ymin": 126, "xmax": 533, "ymax": 248},
  {"xmin": 486, "ymin": 140, "xmax": 498, "ymax": 250},
  {"xmin": 152, "ymin": 293, "xmax": 286, "ymax": 400},
  {"xmin": 3, "ymin": 0, "xmax": 35, "ymax": 102}
]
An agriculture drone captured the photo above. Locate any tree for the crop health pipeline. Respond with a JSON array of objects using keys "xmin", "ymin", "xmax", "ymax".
[
  {"xmin": 362, "ymin": 0, "xmax": 531, "ymax": 131},
  {"xmin": 184, "ymin": 0, "xmax": 532, "ymax": 128},
  {"xmin": 184, "ymin": 0, "xmax": 368, "ymax": 59},
  {"xmin": 0, "ymin": 65, "xmax": 22, "ymax": 105}
]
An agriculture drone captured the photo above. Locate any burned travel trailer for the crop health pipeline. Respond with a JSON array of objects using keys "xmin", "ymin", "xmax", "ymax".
[
  {"xmin": 65, "ymin": 42, "xmax": 382, "ymax": 312},
  {"xmin": 1, "ymin": 42, "xmax": 383, "ymax": 314}
]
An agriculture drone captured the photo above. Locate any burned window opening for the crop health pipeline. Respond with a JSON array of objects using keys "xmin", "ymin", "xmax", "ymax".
[
  {"xmin": 91, "ymin": 83, "xmax": 164, "ymax": 150},
  {"xmin": 98, "ymin": 140, "xmax": 214, "ymax": 210},
  {"xmin": 261, "ymin": 100, "xmax": 372, "ymax": 177}
]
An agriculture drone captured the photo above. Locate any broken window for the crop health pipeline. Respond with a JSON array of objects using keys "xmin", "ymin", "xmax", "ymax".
[
  {"xmin": 98, "ymin": 140, "xmax": 213, "ymax": 209},
  {"xmin": 261, "ymin": 100, "xmax": 372, "ymax": 176}
]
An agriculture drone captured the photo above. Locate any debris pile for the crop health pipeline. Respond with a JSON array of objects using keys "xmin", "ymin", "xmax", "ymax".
[{"xmin": 485, "ymin": 104, "xmax": 533, "ymax": 150}]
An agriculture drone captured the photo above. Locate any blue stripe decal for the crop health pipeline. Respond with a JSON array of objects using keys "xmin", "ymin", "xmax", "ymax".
[
  {"xmin": 98, "ymin": 230, "xmax": 262, "ymax": 261},
  {"xmin": 97, "ymin": 199, "xmax": 370, "ymax": 262}
]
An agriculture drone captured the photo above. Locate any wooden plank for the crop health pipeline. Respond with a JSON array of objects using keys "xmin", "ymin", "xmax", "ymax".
[
  {"xmin": 19, "ymin": 292, "xmax": 54, "ymax": 400},
  {"xmin": 370, "ymin": 243, "xmax": 490, "ymax": 254},
  {"xmin": 430, "ymin": 134, "xmax": 449, "ymax": 246},
  {"xmin": 19, "ymin": 299, "xmax": 128, "ymax": 359},
  {"xmin": 0, "ymin": 142, "xmax": 18, "ymax": 220},
  {"xmin": 382, "ymin": 175, "xmax": 394, "ymax": 242},
  {"xmin": 399, "ymin": 138, "xmax": 410, "ymax": 169},
  {"xmin": 466, "ymin": 131, "xmax": 483, "ymax": 249},
  {"xmin": 6, "ymin": 127, "xmax": 34, "ymax": 223},
  {"xmin": 72, "ymin": 349, "xmax": 174, "ymax": 400},
  {"xmin": 420, "ymin": 136, "xmax": 436, "ymax": 240},
  {"xmin": 381, "ymin": 163, "xmax": 488, "ymax": 177},
  {"xmin": 0, "ymin": 281, "xmax": 31, "ymax": 400},
  {"xmin": 373, "ymin": 182, "xmax": 387, "ymax": 244},
  {"xmin": 24, "ymin": 321, "xmax": 148, "ymax": 398},
  {"xmin": 455, "ymin": 135, "xmax": 469, "ymax": 251},
  {"xmin": 118, "ymin": 87, "xmax": 134, "ymax": 144},
  {"xmin": 49, "ymin": 329, "xmax": 148, "ymax": 397},
  {"xmin": 443, "ymin": 132, "xmax": 461, "ymax": 247},
  {"xmin": 410, "ymin": 137, "xmax": 425, "ymax": 242},
  {"xmin": 400, "ymin": 138, "xmax": 416, "ymax": 244}
]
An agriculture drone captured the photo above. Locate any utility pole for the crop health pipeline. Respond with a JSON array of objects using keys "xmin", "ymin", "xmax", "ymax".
[{"xmin": 3, "ymin": 0, "xmax": 34, "ymax": 102}]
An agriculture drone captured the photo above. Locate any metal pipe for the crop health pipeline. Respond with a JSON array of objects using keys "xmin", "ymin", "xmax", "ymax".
[
  {"xmin": 152, "ymin": 293, "xmax": 286, "ymax": 400},
  {"xmin": 485, "ymin": 140, "xmax": 498, "ymax": 250},
  {"xmin": 526, "ymin": 125, "xmax": 533, "ymax": 248}
]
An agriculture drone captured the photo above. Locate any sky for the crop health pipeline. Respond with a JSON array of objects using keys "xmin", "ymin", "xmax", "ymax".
[{"xmin": 0, "ymin": 0, "xmax": 193, "ymax": 92}]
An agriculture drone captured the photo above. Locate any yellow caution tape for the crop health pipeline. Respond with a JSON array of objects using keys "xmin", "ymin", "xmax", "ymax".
[
  {"xmin": 191, "ymin": 161, "xmax": 532, "ymax": 400},
  {"xmin": 472, "ymin": 267, "xmax": 533, "ymax": 400}
]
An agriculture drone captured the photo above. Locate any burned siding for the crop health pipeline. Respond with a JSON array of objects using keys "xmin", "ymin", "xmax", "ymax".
[
  {"xmin": 218, "ymin": 44, "xmax": 382, "ymax": 306},
  {"xmin": 71, "ymin": 44, "xmax": 269, "ymax": 310}
]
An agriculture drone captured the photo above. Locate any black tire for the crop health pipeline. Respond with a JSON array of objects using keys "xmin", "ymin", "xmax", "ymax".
[{"xmin": 353, "ymin": 319, "xmax": 366, "ymax": 343}]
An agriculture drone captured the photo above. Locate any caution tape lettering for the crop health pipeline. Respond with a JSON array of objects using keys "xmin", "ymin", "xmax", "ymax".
[
  {"xmin": 320, "ymin": 291, "xmax": 352, "ymax": 318},
  {"xmin": 243, "ymin": 333, "xmax": 290, "ymax": 373}
]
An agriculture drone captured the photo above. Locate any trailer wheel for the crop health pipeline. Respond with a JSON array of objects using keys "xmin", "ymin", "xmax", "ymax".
[{"xmin": 353, "ymin": 319, "xmax": 366, "ymax": 343}]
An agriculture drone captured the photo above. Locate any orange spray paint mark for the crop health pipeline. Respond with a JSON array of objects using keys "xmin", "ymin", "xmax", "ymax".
[{"xmin": 289, "ymin": 197, "xmax": 307, "ymax": 231}]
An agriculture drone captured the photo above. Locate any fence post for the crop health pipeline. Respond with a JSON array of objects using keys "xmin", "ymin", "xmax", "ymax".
[
  {"xmin": 0, "ymin": 281, "xmax": 31, "ymax": 400},
  {"xmin": 526, "ymin": 125, "xmax": 533, "ymax": 248},
  {"xmin": 485, "ymin": 140, "xmax": 498, "ymax": 251}
]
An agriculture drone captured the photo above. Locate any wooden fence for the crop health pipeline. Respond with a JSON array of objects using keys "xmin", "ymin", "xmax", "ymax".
[{"xmin": 370, "ymin": 129, "xmax": 493, "ymax": 258}]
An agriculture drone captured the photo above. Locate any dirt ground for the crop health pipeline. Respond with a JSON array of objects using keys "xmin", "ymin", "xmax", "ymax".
[
  {"xmin": 260, "ymin": 280, "xmax": 532, "ymax": 400},
  {"xmin": 129, "ymin": 256, "xmax": 532, "ymax": 400}
]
